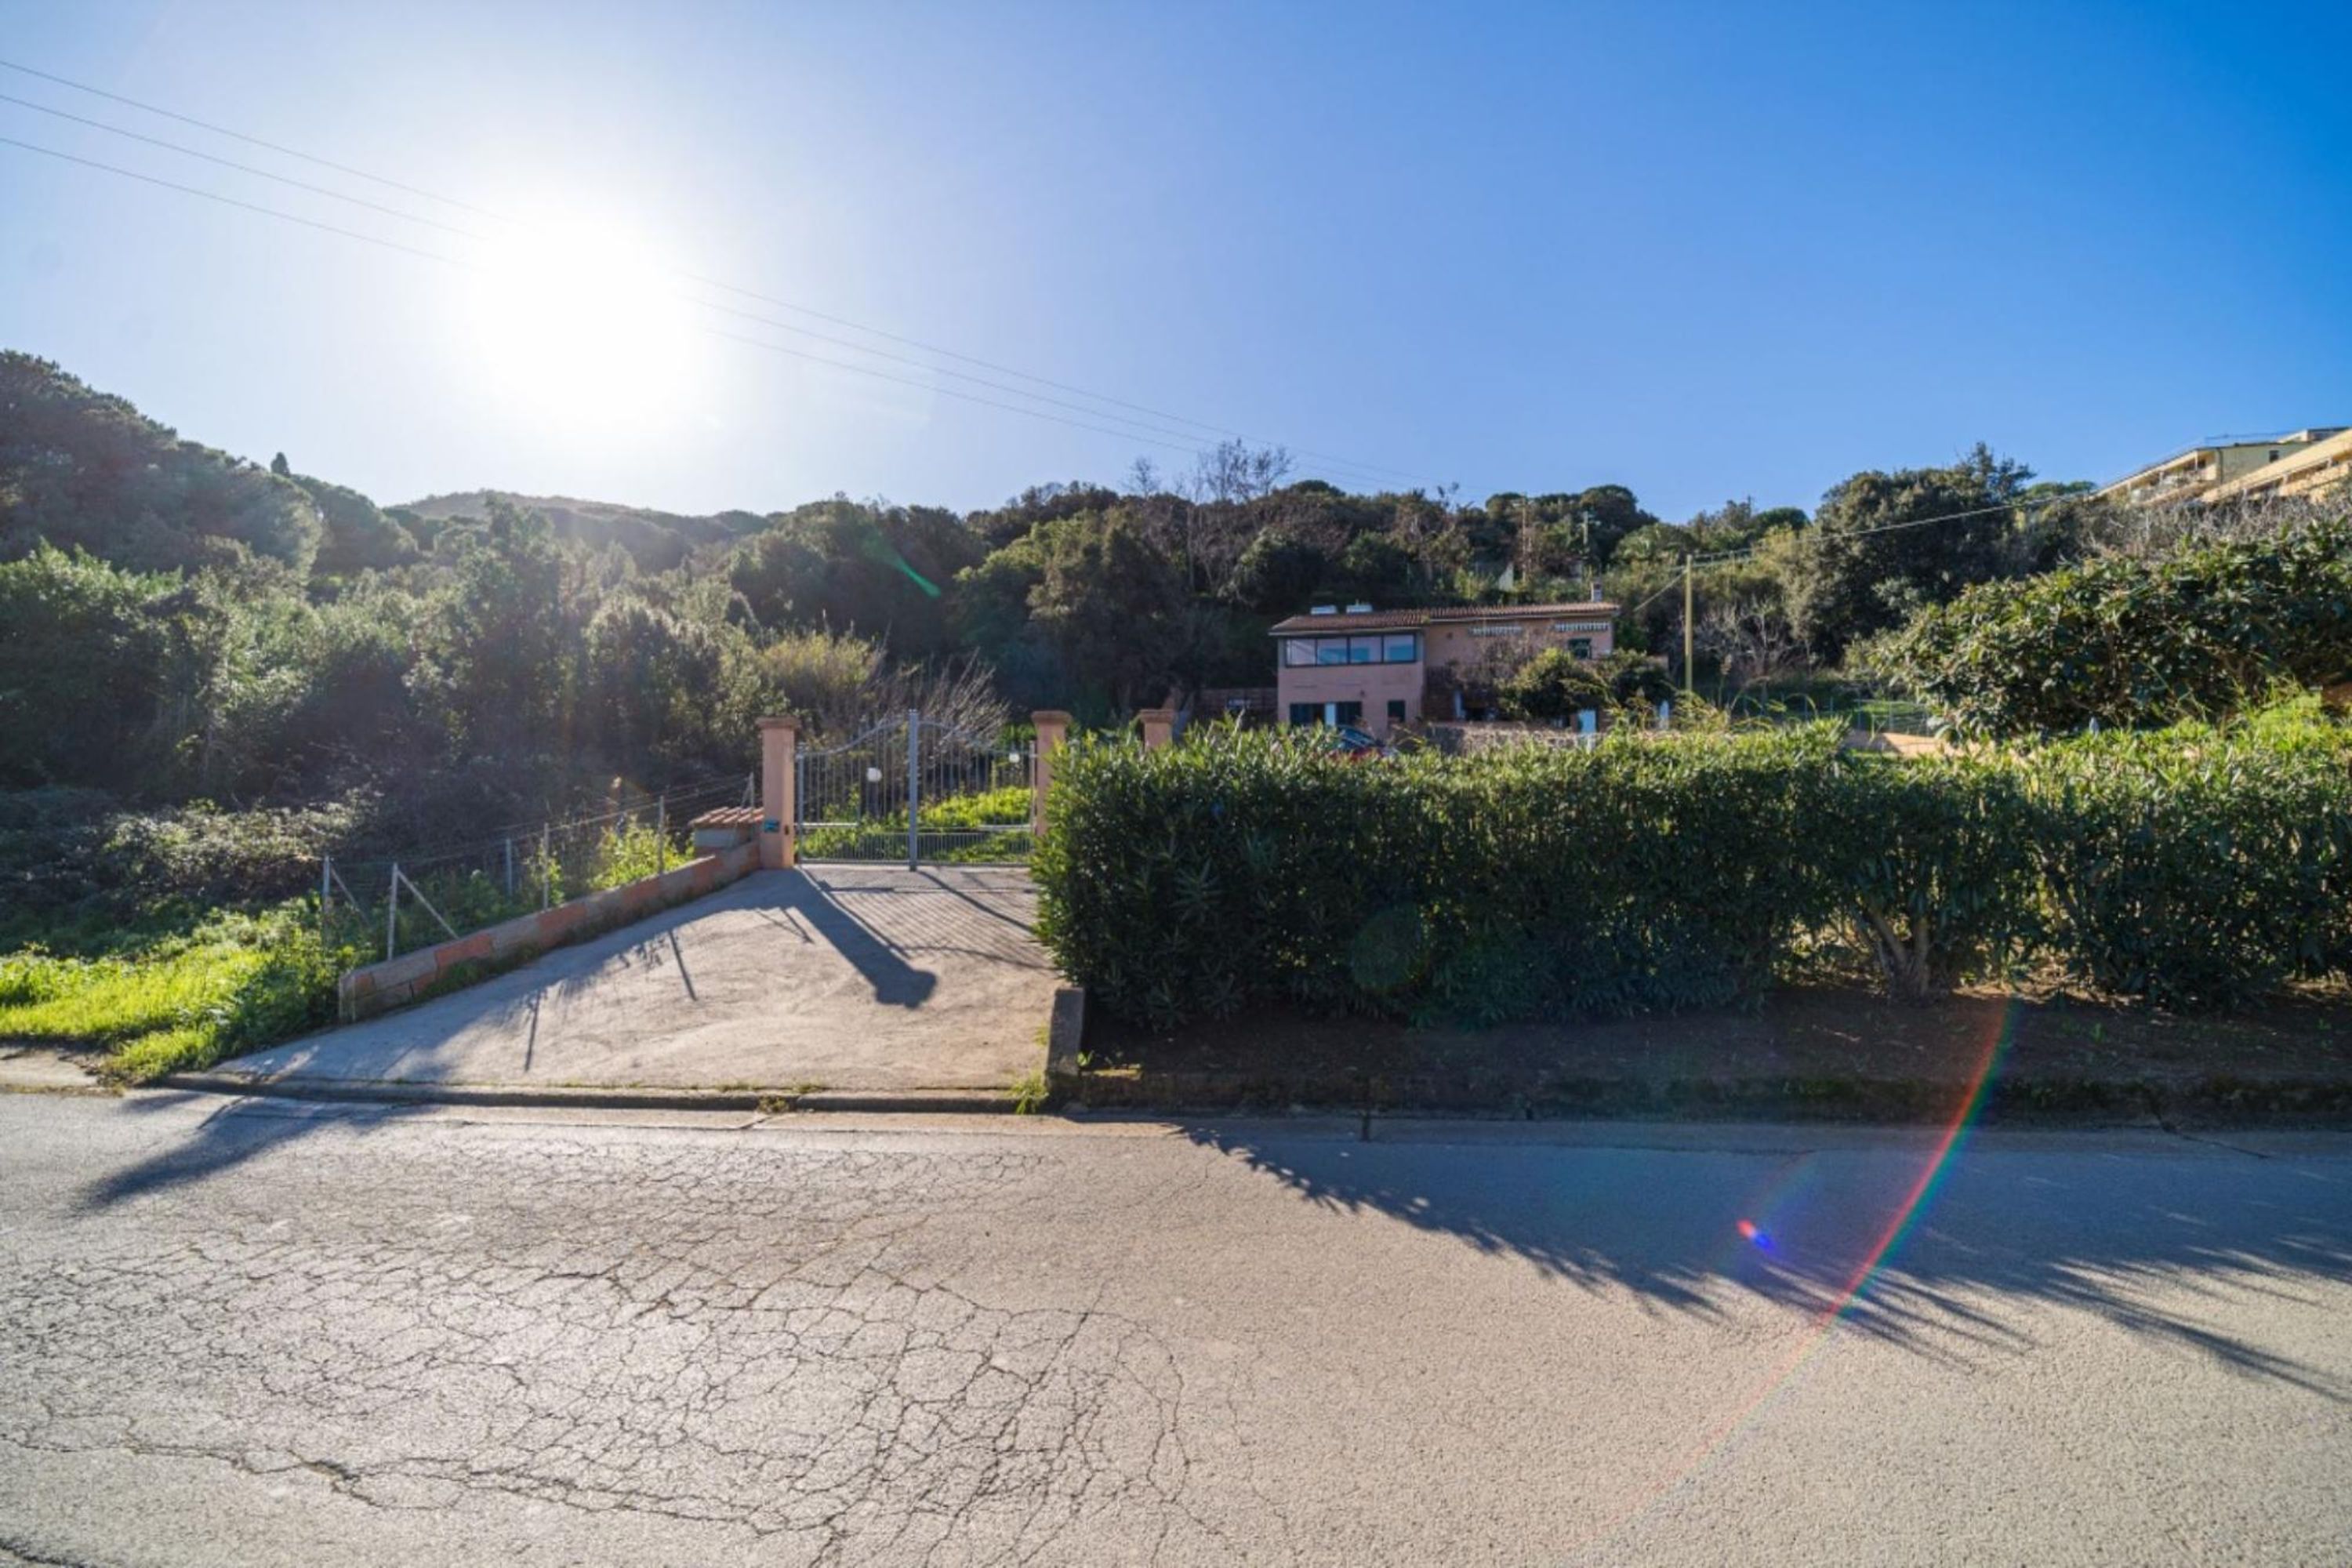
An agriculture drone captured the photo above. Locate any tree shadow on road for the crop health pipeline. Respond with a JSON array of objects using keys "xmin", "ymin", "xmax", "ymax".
[
  {"xmin": 77, "ymin": 1091, "xmax": 432, "ymax": 1211},
  {"xmin": 1174, "ymin": 1120, "xmax": 2352, "ymax": 1397}
]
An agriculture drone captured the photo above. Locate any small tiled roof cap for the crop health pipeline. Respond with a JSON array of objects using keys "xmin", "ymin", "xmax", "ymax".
[
  {"xmin": 1269, "ymin": 601, "xmax": 1619, "ymax": 634},
  {"xmin": 688, "ymin": 805, "xmax": 762, "ymax": 828}
]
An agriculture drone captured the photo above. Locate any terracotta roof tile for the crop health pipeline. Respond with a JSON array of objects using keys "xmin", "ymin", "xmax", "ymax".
[{"xmin": 1269, "ymin": 601, "xmax": 1618, "ymax": 634}]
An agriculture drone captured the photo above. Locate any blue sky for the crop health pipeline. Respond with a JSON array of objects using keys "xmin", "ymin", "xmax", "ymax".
[{"xmin": 2, "ymin": 1, "xmax": 2347, "ymax": 520}]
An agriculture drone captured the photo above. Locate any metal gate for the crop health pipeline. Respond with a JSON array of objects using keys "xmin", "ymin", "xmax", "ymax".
[{"xmin": 795, "ymin": 711, "xmax": 1034, "ymax": 866}]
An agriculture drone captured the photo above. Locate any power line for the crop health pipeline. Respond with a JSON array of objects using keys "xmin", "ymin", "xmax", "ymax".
[
  {"xmin": 0, "ymin": 134, "xmax": 1245, "ymax": 460},
  {"xmin": 0, "ymin": 56, "xmax": 1449, "ymax": 492},
  {"xmin": 0, "ymin": 89, "xmax": 488, "ymax": 241},
  {"xmin": 1620, "ymin": 495, "xmax": 2077, "ymax": 619},
  {"xmin": 0, "ymin": 134, "xmax": 456, "ymax": 263},
  {"xmin": 2, "ymin": 89, "xmax": 1401, "ymax": 472},
  {"xmin": 0, "ymin": 55, "xmax": 505, "ymax": 219},
  {"xmin": 0, "ymin": 120, "xmax": 1265, "ymax": 463}
]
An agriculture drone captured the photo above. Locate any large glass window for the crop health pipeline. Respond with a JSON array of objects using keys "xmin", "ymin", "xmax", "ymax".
[
  {"xmin": 1288, "ymin": 703, "xmax": 1318, "ymax": 726},
  {"xmin": 1280, "ymin": 631, "xmax": 1424, "ymax": 665}
]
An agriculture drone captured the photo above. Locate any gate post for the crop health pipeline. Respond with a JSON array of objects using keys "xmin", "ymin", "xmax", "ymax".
[
  {"xmin": 1030, "ymin": 710, "xmax": 1072, "ymax": 840},
  {"xmin": 906, "ymin": 707, "xmax": 921, "ymax": 871},
  {"xmin": 1138, "ymin": 707, "xmax": 1176, "ymax": 751},
  {"xmin": 757, "ymin": 715, "xmax": 800, "ymax": 869}
]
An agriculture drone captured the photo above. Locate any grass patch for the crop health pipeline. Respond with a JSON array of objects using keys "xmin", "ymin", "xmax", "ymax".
[
  {"xmin": 0, "ymin": 903, "xmax": 347, "ymax": 1083},
  {"xmin": 1007, "ymin": 1067, "xmax": 1051, "ymax": 1114}
]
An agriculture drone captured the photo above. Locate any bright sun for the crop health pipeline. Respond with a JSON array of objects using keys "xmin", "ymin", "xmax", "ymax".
[{"xmin": 463, "ymin": 216, "xmax": 702, "ymax": 433}]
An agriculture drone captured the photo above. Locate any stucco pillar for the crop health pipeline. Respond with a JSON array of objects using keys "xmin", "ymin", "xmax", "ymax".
[
  {"xmin": 1138, "ymin": 707, "xmax": 1177, "ymax": 750},
  {"xmin": 1030, "ymin": 710, "xmax": 1073, "ymax": 840},
  {"xmin": 757, "ymin": 715, "xmax": 800, "ymax": 869}
]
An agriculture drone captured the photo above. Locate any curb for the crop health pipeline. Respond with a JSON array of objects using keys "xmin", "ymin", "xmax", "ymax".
[{"xmin": 152, "ymin": 1073, "xmax": 1021, "ymax": 1116}]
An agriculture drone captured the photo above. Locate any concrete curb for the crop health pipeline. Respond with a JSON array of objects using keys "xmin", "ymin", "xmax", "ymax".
[{"xmin": 153, "ymin": 1073, "xmax": 1021, "ymax": 1115}]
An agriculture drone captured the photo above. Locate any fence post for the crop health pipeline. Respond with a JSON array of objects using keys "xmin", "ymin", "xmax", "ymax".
[
  {"xmin": 1138, "ymin": 707, "xmax": 1176, "ymax": 751},
  {"xmin": 541, "ymin": 825, "xmax": 552, "ymax": 909},
  {"xmin": 386, "ymin": 863, "xmax": 401, "ymax": 961},
  {"xmin": 906, "ymin": 708, "xmax": 922, "ymax": 870},
  {"xmin": 656, "ymin": 795, "xmax": 667, "ymax": 877},
  {"xmin": 503, "ymin": 837, "xmax": 514, "ymax": 899},
  {"xmin": 757, "ymin": 716, "xmax": 800, "ymax": 870},
  {"xmin": 320, "ymin": 854, "xmax": 332, "ymax": 945},
  {"xmin": 1030, "ymin": 710, "xmax": 1073, "ymax": 840}
]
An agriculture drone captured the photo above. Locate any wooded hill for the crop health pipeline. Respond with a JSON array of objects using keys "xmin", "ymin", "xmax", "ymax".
[{"xmin": 5, "ymin": 349, "xmax": 2136, "ymax": 837}]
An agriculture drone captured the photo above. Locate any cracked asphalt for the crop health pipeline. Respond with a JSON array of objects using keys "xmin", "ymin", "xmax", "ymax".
[{"xmin": 1, "ymin": 1096, "xmax": 2347, "ymax": 1566}]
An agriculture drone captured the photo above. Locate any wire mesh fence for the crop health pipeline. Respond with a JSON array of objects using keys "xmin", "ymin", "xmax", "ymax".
[{"xmin": 320, "ymin": 772, "xmax": 755, "ymax": 966}]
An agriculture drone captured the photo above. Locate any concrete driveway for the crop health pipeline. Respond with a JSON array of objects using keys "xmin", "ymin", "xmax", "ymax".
[{"xmin": 226, "ymin": 866, "xmax": 1054, "ymax": 1092}]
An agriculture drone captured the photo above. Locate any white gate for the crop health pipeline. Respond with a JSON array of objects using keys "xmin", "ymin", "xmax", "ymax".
[{"xmin": 794, "ymin": 712, "xmax": 1033, "ymax": 866}]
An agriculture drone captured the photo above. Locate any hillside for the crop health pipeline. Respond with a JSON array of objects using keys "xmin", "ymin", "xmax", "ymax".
[{"xmin": 400, "ymin": 490, "xmax": 768, "ymax": 572}]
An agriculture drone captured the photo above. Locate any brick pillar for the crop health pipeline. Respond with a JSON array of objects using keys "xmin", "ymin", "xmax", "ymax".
[
  {"xmin": 757, "ymin": 715, "xmax": 800, "ymax": 869},
  {"xmin": 1138, "ymin": 707, "xmax": 1177, "ymax": 750},
  {"xmin": 1030, "ymin": 710, "xmax": 1072, "ymax": 840}
]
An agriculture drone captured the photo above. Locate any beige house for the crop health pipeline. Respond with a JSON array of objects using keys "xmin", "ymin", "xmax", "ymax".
[
  {"xmin": 2097, "ymin": 429, "xmax": 2345, "ymax": 507},
  {"xmin": 2200, "ymin": 426, "xmax": 2352, "ymax": 506},
  {"xmin": 1272, "ymin": 601, "xmax": 1618, "ymax": 735}
]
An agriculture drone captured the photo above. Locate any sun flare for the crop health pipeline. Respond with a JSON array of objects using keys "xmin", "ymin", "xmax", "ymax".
[{"xmin": 462, "ymin": 215, "xmax": 702, "ymax": 432}]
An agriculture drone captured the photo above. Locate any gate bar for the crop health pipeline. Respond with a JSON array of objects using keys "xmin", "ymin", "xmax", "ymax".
[{"xmin": 906, "ymin": 707, "xmax": 920, "ymax": 869}]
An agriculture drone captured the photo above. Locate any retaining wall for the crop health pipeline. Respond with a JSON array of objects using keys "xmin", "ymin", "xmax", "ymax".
[{"xmin": 336, "ymin": 840, "xmax": 762, "ymax": 1022}]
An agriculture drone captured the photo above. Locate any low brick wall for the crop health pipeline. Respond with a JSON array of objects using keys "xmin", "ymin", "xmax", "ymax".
[{"xmin": 336, "ymin": 841, "xmax": 763, "ymax": 1023}]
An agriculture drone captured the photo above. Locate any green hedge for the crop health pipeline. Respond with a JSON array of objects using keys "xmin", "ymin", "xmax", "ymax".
[
  {"xmin": 2021, "ymin": 711, "xmax": 2352, "ymax": 1008},
  {"xmin": 1036, "ymin": 725, "xmax": 1844, "ymax": 1029},
  {"xmin": 1034, "ymin": 709, "xmax": 2352, "ymax": 1026}
]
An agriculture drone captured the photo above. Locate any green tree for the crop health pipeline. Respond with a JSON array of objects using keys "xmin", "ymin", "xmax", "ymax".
[
  {"xmin": 1025, "ymin": 512, "xmax": 1186, "ymax": 710},
  {"xmin": 1785, "ymin": 445, "xmax": 2038, "ymax": 662},
  {"xmin": 413, "ymin": 502, "xmax": 570, "ymax": 760},
  {"xmin": 1226, "ymin": 528, "xmax": 1327, "ymax": 614}
]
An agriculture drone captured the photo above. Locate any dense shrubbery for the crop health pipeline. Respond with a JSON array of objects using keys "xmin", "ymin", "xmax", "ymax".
[
  {"xmin": 1877, "ymin": 516, "xmax": 2352, "ymax": 736},
  {"xmin": 1036, "ymin": 724, "xmax": 1845, "ymax": 1029},
  {"xmin": 1036, "ymin": 707, "xmax": 2352, "ymax": 1026},
  {"xmin": 2020, "ymin": 708, "xmax": 2352, "ymax": 1008}
]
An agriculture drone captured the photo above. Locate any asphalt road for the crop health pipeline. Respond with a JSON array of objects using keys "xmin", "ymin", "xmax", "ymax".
[{"xmin": 1, "ymin": 1096, "xmax": 2347, "ymax": 1566}]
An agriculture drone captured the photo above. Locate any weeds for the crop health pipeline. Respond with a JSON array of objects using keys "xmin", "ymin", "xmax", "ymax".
[{"xmin": 0, "ymin": 903, "xmax": 346, "ymax": 1083}]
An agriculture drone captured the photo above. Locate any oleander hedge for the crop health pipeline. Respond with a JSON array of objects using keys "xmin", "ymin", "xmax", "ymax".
[{"xmin": 1033, "ymin": 706, "xmax": 2352, "ymax": 1027}]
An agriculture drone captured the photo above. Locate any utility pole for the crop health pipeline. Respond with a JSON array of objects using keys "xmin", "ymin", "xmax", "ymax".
[{"xmin": 1682, "ymin": 554, "xmax": 1695, "ymax": 699}]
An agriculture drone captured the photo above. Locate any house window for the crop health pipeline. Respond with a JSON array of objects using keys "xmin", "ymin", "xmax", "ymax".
[
  {"xmin": 1288, "ymin": 703, "xmax": 1318, "ymax": 726},
  {"xmin": 1283, "ymin": 631, "xmax": 1425, "ymax": 665},
  {"xmin": 1333, "ymin": 702, "xmax": 1363, "ymax": 726},
  {"xmin": 1386, "ymin": 699, "xmax": 1407, "ymax": 724},
  {"xmin": 1568, "ymin": 637, "xmax": 1593, "ymax": 659}
]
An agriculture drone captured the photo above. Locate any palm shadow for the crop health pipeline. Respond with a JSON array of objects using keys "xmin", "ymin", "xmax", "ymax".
[{"xmin": 1176, "ymin": 1120, "xmax": 2352, "ymax": 1396}]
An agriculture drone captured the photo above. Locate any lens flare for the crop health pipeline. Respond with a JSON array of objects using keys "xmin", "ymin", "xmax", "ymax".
[{"xmin": 1575, "ymin": 996, "xmax": 2020, "ymax": 1556}]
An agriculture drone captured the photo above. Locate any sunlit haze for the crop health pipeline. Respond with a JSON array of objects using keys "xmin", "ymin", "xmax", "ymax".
[{"xmin": 3, "ymin": 1, "xmax": 2349, "ymax": 516}]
